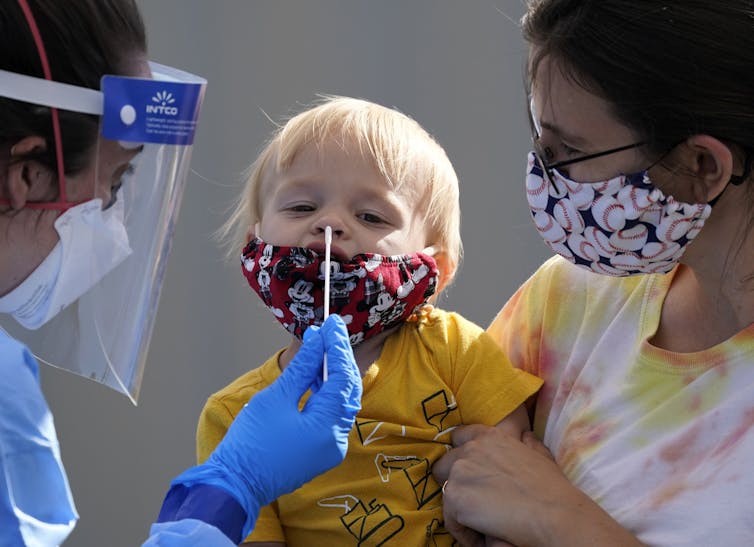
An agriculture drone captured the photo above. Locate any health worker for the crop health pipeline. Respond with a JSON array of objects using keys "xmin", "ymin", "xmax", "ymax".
[{"xmin": 0, "ymin": 1, "xmax": 362, "ymax": 545}]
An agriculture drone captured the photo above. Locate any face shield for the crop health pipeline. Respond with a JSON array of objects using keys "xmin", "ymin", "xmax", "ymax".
[{"xmin": 0, "ymin": 62, "xmax": 206, "ymax": 404}]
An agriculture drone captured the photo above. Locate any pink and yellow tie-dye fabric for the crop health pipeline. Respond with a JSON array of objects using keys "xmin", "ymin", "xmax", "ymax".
[{"xmin": 488, "ymin": 256, "xmax": 754, "ymax": 546}]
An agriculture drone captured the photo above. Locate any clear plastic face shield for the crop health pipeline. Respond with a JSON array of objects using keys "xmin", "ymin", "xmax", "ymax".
[{"xmin": 0, "ymin": 63, "xmax": 206, "ymax": 404}]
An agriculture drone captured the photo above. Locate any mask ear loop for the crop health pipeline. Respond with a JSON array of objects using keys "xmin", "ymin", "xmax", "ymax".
[
  {"xmin": 728, "ymin": 150, "xmax": 753, "ymax": 186},
  {"xmin": 14, "ymin": 0, "xmax": 72, "ymax": 210},
  {"xmin": 707, "ymin": 149, "xmax": 752, "ymax": 207}
]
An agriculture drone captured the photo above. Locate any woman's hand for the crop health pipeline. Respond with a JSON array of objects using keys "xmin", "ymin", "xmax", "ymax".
[
  {"xmin": 434, "ymin": 426, "xmax": 642, "ymax": 547},
  {"xmin": 433, "ymin": 425, "xmax": 560, "ymax": 546}
]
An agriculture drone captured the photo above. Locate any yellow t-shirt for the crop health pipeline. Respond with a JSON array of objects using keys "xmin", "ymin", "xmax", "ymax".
[{"xmin": 197, "ymin": 307, "xmax": 542, "ymax": 545}]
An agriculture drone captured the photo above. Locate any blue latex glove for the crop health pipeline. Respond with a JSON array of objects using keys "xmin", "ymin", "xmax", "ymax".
[{"xmin": 169, "ymin": 314, "xmax": 362, "ymax": 538}]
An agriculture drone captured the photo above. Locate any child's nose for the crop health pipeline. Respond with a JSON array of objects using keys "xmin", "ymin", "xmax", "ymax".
[{"xmin": 313, "ymin": 212, "xmax": 346, "ymax": 238}]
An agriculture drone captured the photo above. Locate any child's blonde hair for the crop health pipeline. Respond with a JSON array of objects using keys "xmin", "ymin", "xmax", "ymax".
[{"xmin": 222, "ymin": 95, "xmax": 462, "ymax": 290}]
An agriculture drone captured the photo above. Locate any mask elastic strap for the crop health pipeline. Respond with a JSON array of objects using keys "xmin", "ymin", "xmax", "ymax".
[
  {"xmin": 13, "ymin": 0, "xmax": 71, "ymax": 209},
  {"xmin": 708, "ymin": 149, "xmax": 752, "ymax": 207},
  {"xmin": 728, "ymin": 150, "xmax": 753, "ymax": 186}
]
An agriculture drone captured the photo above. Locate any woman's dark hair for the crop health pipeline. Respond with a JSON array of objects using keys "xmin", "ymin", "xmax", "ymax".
[
  {"xmin": 0, "ymin": 0, "xmax": 146, "ymax": 175},
  {"xmin": 523, "ymin": 0, "xmax": 754, "ymax": 159}
]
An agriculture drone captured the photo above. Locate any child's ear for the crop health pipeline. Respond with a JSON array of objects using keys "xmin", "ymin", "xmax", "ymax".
[
  {"xmin": 246, "ymin": 222, "xmax": 261, "ymax": 244},
  {"xmin": 5, "ymin": 136, "xmax": 48, "ymax": 210},
  {"xmin": 422, "ymin": 246, "xmax": 456, "ymax": 295}
]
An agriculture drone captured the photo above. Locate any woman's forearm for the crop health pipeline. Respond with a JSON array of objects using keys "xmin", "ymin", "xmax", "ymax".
[{"xmin": 435, "ymin": 427, "xmax": 644, "ymax": 547}]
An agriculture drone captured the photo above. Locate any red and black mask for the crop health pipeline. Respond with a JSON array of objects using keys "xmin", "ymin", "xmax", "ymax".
[{"xmin": 241, "ymin": 237, "xmax": 438, "ymax": 345}]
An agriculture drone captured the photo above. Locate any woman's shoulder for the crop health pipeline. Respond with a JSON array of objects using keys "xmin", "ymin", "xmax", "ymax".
[
  {"xmin": 491, "ymin": 255, "xmax": 667, "ymax": 337},
  {"xmin": 526, "ymin": 255, "xmax": 654, "ymax": 297},
  {"xmin": 0, "ymin": 330, "xmax": 38, "ymax": 379},
  {"xmin": 0, "ymin": 329, "xmax": 32, "ymax": 358}
]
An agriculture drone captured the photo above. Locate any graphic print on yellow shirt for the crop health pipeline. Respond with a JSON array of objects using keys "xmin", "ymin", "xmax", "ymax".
[
  {"xmin": 318, "ymin": 389, "xmax": 460, "ymax": 545},
  {"xmin": 196, "ymin": 308, "xmax": 542, "ymax": 546}
]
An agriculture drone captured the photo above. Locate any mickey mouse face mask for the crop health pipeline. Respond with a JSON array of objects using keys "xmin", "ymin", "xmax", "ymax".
[{"xmin": 240, "ymin": 237, "xmax": 438, "ymax": 345}]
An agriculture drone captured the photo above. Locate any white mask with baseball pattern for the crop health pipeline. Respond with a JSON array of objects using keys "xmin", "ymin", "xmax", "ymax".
[{"xmin": 525, "ymin": 151, "xmax": 712, "ymax": 276}]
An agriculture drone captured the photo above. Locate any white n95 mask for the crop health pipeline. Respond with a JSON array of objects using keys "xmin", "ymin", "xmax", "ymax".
[{"xmin": 0, "ymin": 198, "xmax": 132, "ymax": 330}]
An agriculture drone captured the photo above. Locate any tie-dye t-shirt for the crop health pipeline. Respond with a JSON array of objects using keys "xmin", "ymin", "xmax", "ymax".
[{"xmin": 488, "ymin": 256, "xmax": 754, "ymax": 546}]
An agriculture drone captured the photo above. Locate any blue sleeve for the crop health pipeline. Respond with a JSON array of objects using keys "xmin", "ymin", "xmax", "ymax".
[
  {"xmin": 143, "ymin": 519, "xmax": 236, "ymax": 547},
  {"xmin": 151, "ymin": 482, "xmax": 247, "ymax": 544},
  {"xmin": 0, "ymin": 330, "xmax": 78, "ymax": 545}
]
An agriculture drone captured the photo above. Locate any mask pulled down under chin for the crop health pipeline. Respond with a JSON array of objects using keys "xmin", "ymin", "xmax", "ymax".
[{"xmin": 241, "ymin": 237, "xmax": 438, "ymax": 345}]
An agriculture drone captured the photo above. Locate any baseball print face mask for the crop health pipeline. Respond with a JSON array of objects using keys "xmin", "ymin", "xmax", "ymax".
[
  {"xmin": 241, "ymin": 237, "xmax": 438, "ymax": 345},
  {"xmin": 525, "ymin": 151, "xmax": 712, "ymax": 276}
]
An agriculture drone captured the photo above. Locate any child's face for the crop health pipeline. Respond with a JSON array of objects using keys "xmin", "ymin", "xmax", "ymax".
[{"xmin": 256, "ymin": 138, "xmax": 430, "ymax": 260}]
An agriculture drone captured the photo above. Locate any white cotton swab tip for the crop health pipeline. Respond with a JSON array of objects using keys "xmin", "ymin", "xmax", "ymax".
[{"xmin": 323, "ymin": 225, "xmax": 332, "ymax": 382}]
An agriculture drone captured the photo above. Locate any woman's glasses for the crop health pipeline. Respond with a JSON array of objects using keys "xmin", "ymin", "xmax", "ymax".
[{"xmin": 527, "ymin": 96, "xmax": 644, "ymax": 183}]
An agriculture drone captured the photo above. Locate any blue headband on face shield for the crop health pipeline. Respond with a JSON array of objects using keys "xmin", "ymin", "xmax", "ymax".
[{"xmin": 0, "ymin": 62, "xmax": 205, "ymax": 146}]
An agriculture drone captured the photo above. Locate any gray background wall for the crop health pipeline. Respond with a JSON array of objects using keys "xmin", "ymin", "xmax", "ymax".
[{"xmin": 40, "ymin": 1, "xmax": 550, "ymax": 545}]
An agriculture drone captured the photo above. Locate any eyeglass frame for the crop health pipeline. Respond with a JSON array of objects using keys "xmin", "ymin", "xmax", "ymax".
[
  {"xmin": 527, "ymin": 95, "xmax": 645, "ymax": 182},
  {"xmin": 526, "ymin": 95, "xmax": 754, "ymax": 196}
]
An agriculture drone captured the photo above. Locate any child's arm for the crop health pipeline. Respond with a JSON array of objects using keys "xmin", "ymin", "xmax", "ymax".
[{"xmin": 493, "ymin": 403, "xmax": 531, "ymax": 439}]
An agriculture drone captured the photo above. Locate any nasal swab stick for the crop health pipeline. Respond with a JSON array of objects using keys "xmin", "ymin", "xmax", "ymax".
[{"xmin": 323, "ymin": 225, "xmax": 332, "ymax": 382}]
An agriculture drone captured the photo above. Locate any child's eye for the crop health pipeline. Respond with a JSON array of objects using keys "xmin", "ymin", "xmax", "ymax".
[
  {"xmin": 287, "ymin": 204, "xmax": 315, "ymax": 213},
  {"xmin": 358, "ymin": 212, "xmax": 385, "ymax": 224}
]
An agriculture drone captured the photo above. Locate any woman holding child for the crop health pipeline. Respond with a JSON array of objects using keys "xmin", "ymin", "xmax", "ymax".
[{"xmin": 435, "ymin": 1, "xmax": 754, "ymax": 545}]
